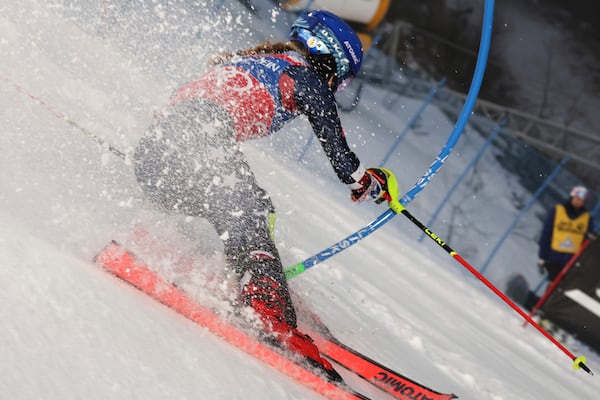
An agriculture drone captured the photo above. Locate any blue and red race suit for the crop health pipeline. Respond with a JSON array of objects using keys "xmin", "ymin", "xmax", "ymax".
[
  {"xmin": 133, "ymin": 51, "xmax": 370, "ymax": 323},
  {"xmin": 167, "ymin": 51, "xmax": 363, "ymax": 186}
]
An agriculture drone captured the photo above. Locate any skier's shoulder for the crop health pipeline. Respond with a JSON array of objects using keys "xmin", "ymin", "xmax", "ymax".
[{"xmin": 284, "ymin": 67, "xmax": 334, "ymax": 107}]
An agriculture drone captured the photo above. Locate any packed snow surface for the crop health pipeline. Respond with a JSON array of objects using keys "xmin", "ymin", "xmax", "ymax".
[{"xmin": 1, "ymin": 1, "xmax": 598, "ymax": 399}]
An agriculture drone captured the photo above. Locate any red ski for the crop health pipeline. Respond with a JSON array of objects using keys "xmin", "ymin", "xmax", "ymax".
[
  {"xmin": 94, "ymin": 241, "xmax": 369, "ymax": 400},
  {"xmin": 296, "ymin": 305, "xmax": 457, "ymax": 400},
  {"xmin": 308, "ymin": 330, "xmax": 457, "ymax": 400}
]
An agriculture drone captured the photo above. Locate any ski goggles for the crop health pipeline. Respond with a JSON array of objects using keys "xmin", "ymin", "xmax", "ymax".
[
  {"xmin": 570, "ymin": 186, "xmax": 589, "ymax": 200},
  {"xmin": 294, "ymin": 28, "xmax": 331, "ymax": 56}
]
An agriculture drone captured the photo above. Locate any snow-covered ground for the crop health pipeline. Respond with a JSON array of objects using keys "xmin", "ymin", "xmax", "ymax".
[{"xmin": 1, "ymin": 1, "xmax": 598, "ymax": 399}]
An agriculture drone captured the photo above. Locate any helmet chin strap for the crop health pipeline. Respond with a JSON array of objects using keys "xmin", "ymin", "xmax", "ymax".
[{"xmin": 327, "ymin": 75, "xmax": 337, "ymax": 90}]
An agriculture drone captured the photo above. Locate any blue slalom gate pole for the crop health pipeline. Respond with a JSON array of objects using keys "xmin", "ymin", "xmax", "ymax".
[
  {"xmin": 479, "ymin": 156, "xmax": 570, "ymax": 275},
  {"xmin": 532, "ymin": 275, "xmax": 547, "ymax": 295},
  {"xmin": 285, "ymin": 0, "xmax": 495, "ymax": 278},
  {"xmin": 419, "ymin": 117, "xmax": 506, "ymax": 242},
  {"xmin": 379, "ymin": 77, "xmax": 447, "ymax": 167}
]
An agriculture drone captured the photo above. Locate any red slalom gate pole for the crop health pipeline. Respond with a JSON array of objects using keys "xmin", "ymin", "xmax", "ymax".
[
  {"xmin": 388, "ymin": 201, "xmax": 594, "ymax": 375},
  {"xmin": 526, "ymin": 239, "xmax": 591, "ymax": 325}
]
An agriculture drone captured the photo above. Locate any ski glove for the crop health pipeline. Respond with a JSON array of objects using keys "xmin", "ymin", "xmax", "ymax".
[{"xmin": 351, "ymin": 167, "xmax": 398, "ymax": 204}]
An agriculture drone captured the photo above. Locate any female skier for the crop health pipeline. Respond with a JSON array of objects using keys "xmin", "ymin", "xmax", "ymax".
[{"xmin": 133, "ymin": 9, "xmax": 397, "ymax": 380}]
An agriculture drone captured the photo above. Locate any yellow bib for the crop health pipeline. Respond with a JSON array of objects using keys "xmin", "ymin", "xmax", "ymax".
[{"xmin": 550, "ymin": 204, "xmax": 589, "ymax": 254}]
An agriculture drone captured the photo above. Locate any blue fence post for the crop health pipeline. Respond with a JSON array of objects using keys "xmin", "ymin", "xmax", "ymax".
[
  {"xmin": 297, "ymin": 135, "xmax": 314, "ymax": 163},
  {"xmin": 300, "ymin": 0, "xmax": 316, "ymax": 14},
  {"xmin": 379, "ymin": 77, "xmax": 447, "ymax": 167},
  {"xmin": 479, "ymin": 156, "xmax": 570, "ymax": 275},
  {"xmin": 531, "ymin": 275, "xmax": 547, "ymax": 295},
  {"xmin": 592, "ymin": 200, "xmax": 600, "ymax": 218},
  {"xmin": 419, "ymin": 117, "xmax": 506, "ymax": 242}
]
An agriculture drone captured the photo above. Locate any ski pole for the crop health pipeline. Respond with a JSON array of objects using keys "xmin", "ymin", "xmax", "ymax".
[
  {"xmin": 388, "ymin": 200, "xmax": 594, "ymax": 375},
  {"xmin": 2, "ymin": 75, "xmax": 128, "ymax": 162},
  {"xmin": 526, "ymin": 239, "xmax": 591, "ymax": 325}
]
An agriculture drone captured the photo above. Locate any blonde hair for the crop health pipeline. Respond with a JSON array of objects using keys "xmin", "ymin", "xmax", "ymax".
[{"xmin": 208, "ymin": 41, "xmax": 306, "ymax": 65}]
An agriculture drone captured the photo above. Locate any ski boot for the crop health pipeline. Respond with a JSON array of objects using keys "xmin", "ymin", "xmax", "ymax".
[{"xmin": 241, "ymin": 272, "xmax": 342, "ymax": 382}]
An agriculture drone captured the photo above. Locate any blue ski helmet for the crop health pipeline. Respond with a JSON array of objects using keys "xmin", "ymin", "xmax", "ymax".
[{"xmin": 289, "ymin": 10, "xmax": 363, "ymax": 87}]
